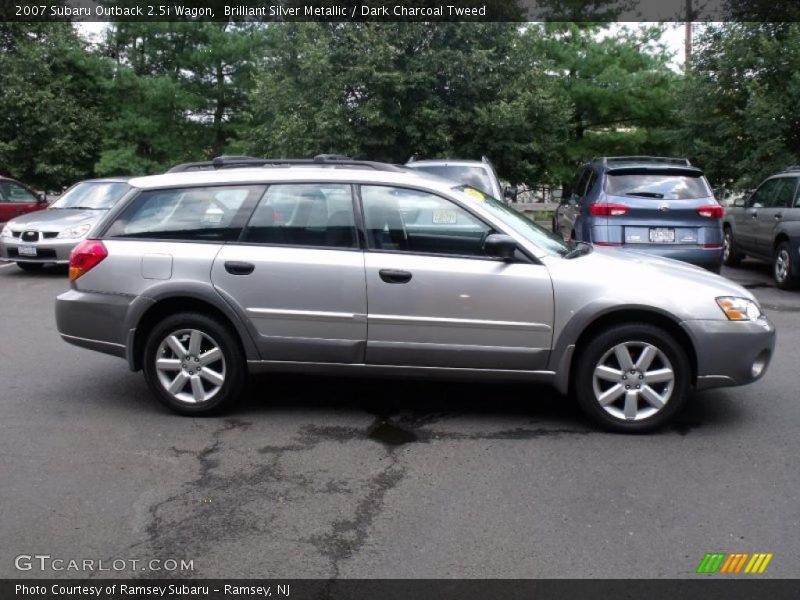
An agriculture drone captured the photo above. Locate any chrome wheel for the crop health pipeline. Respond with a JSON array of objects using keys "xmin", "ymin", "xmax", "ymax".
[
  {"xmin": 774, "ymin": 248, "xmax": 790, "ymax": 284},
  {"xmin": 722, "ymin": 232, "xmax": 732, "ymax": 262},
  {"xmin": 592, "ymin": 341, "xmax": 674, "ymax": 422},
  {"xmin": 154, "ymin": 328, "xmax": 226, "ymax": 404}
]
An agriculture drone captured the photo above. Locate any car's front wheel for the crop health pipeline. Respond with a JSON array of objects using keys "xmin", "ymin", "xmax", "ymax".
[
  {"xmin": 574, "ymin": 323, "xmax": 691, "ymax": 433},
  {"xmin": 773, "ymin": 241, "xmax": 798, "ymax": 290},
  {"xmin": 722, "ymin": 227, "xmax": 742, "ymax": 266},
  {"xmin": 142, "ymin": 312, "xmax": 246, "ymax": 415}
]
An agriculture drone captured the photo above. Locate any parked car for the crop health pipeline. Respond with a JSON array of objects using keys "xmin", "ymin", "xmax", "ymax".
[
  {"xmin": 0, "ymin": 175, "xmax": 48, "ymax": 225},
  {"xmin": 55, "ymin": 155, "xmax": 774, "ymax": 432},
  {"xmin": 0, "ymin": 178, "xmax": 130, "ymax": 271},
  {"xmin": 554, "ymin": 157, "xmax": 724, "ymax": 272},
  {"xmin": 405, "ymin": 156, "xmax": 517, "ymax": 202},
  {"xmin": 723, "ymin": 167, "xmax": 800, "ymax": 289}
]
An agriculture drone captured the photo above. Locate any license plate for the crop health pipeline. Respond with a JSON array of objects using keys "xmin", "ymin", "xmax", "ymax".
[
  {"xmin": 649, "ymin": 228, "xmax": 675, "ymax": 243},
  {"xmin": 432, "ymin": 209, "xmax": 457, "ymax": 225},
  {"xmin": 18, "ymin": 245, "xmax": 37, "ymax": 256}
]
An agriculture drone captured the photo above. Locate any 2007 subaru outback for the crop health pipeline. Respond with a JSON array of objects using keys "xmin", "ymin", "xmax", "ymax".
[{"xmin": 55, "ymin": 156, "xmax": 775, "ymax": 432}]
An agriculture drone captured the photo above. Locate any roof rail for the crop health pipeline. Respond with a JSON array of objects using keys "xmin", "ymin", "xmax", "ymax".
[
  {"xmin": 168, "ymin": 154, "xmax": 406, "ymax": 173},
  {"xmin": 593, "ymin": 156, "xmax": 693, "ymax": 167},
  {"xmin": 783, "ymin": 165, "xmax": 800, "ymax": 172}
]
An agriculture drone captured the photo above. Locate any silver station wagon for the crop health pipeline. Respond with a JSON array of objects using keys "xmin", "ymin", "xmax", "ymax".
[{"xmin": 55, "ymin": 156, "xmax": 776, "ymax": 432}]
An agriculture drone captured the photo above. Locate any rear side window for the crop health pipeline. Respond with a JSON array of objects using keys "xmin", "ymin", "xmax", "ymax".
[
  {"xmin": 769, "ymin": 177, "xmax": 799, "ymax": 208},
  {"xmin": 605, "ymin": 171, "xmax": 712, "ymax": 200},
  {"xmin": 105, "ymin": 186, "xmax": 263, "ymax": 241},
  {"xmin": 241, "ymin": 183, "xmax": 357, "ymax": 249}
]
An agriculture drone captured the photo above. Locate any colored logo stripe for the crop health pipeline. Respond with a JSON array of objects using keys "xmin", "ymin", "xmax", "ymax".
[{"xmin": 697, "ymin": 552, "xmax": 773, "ymax": 574}]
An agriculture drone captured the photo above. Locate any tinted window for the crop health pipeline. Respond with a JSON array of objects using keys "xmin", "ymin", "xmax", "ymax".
[
  {"xmin": 241, "ymin": 183, "xmax": 356, "ymax": 249},
  {"xmin": 605, "ymin": 171, "xmax": 712, "ymax": 199},
  {"xmin": 409, "ymin": 165, "xmax": 496, "ymax": 198},
  {"xmin": 769, "ymin": 177, "xmax": 799, "ymax": 208},
  {"xmin": 576, "ymin": 169, "xmax": 593, "ymax": 197},
  {"xmin": 106, "ymin": 186, "xmax": 262, "ymax": 241},
  {"xmin": 361, "ymin": 185, "xmax": 492, "ymax": 257},
  {"xmin": 51, "ymin": 181, "xmax": 130, "ymax": 210},
  {"xmin": 1, "ymin": 181, "xmax": 37, "ymax": 203},
  {"xmin": 748, "ymin": 178, "xmax": 779, "ymax": 208}
]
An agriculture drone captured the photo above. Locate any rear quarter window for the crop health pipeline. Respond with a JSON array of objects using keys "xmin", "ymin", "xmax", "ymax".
[{"xmin": 104, "ymin": 186, "xmax": 263, "ymax": 242}]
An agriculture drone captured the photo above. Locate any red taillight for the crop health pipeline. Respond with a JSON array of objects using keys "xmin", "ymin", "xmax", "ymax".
[
  {"xmin": 594, "ymin": 241, "xmax": 623, "ymax": 246},
  {"xmin": 69, "ymin": 240, "xmax": 107, "ymax": 282},
  {"xmin": 590, "ymin": 203, "xmax": 630, "ymax": 217},
  {"xmin": 697, "ymin": 205, "xmax": 724, "ymax": 219},
  {"xmin": 704, "ymin": 243, "xmax": 722, "ymax": 248}
]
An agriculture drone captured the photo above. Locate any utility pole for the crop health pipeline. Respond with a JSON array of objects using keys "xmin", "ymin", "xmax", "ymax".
[{"xmin": 685, "ymin": 0, "xmax": 693, "ymax": 69}]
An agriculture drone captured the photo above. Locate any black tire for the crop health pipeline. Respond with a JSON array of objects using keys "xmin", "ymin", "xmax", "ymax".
[
  {"xmin": 773, "ymin": 241, "xmax": 798, "ymax": 290},
  {"xmin": 722, "ymin": 227, "xmax": 742, "ymax": 267},
  {"xmin": 142, "ymin": 312, "xmax": 246, "ymax": 415},
  {"xmin": 16, "ymin": 262, "xmax": 44, "ymax": 272},
  {"xmin": 574, "ymin": 323, "xmax": 691, "ymax": 433},
  {"xmin": 552, "ymin": 217, "xmax": 559, "ymax": 235}
]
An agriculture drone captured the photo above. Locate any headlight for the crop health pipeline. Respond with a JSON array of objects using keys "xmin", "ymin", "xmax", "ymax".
[
  {"xmin": 56, "ymin": 223, "xmax": 92, "ymax": 239},
  {"xmin": 716, "ymin": 296, "xmax": 763, "ymax": 321},
  {"xmin": 0, "ymin": 225, "xmax": 12, "ymax": 238}
]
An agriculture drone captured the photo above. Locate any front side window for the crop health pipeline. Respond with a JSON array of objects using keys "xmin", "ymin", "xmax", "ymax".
[
  {"xmin": 1, "ymin": 181, "xmax": 37, "ymax": 203},
  {"xmin": 769, "ymin": 177, "xmax": 799, "ymax": 208},
  {"xmin": 748, "ymin": 178, "xmax": 779, "ymax": 208},
  {"xmin": 241, "ymin": 183, "xmax": 357, "ymax": 249},
  {"xmin": 361, "ymin": 185, "xmax": 492, "ymax": 257},
  {"xmin": 605, "ymin": 170, "xmax": 712, "ymax": 200},
  {"xmin": 105, "ymin": 185, "xmax": 262, "ymax": 241}
]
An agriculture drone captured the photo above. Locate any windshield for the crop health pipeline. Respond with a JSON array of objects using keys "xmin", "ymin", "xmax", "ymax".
[
  {"xmin": 411, "ymin": 165, "xmax": 495, "ymax": 197},
  {"xmin": 51, "ymin": 181, "xmax": 130, "ymax": 210},
  {"xmin": 605, "ymin": 171, "xmax": 712, "ymax": 200},
  {"xmin": 453, "ymin": 185, "xmax": 571, "ymax": 256}
]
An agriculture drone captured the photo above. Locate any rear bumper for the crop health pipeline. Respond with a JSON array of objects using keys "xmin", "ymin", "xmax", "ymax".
[
  {"xmin": 682, "ymin": 317, "xmax": 776, "ymax": 390},
  {"xmin": 55, "ymin": 288, "xmax": 138, "ymax": 359},
  {"xmin": 619, "ymin": 244, "xmax": 722, "ymax": 270}
]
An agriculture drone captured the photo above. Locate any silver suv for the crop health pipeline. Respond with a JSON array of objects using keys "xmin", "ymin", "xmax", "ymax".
[{"xmin": 55, "ymin": 156, "xmax": 775, "ymax": 432}]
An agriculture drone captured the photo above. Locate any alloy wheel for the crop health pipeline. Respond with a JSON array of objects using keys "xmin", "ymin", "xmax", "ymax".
[
  {"xmin": 775, "ymin": 248, "xmax": 790, "ymax": 284},
  {"xmin": 592, "ymin": 341, "xmax": 674, "ymax": 421},
  {"xmin": 154, "ymin": 328, "xmax": 226, "ymax": 404}
]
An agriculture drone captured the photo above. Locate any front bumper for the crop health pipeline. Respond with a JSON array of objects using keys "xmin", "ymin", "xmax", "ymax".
[
  {"xmin": 683, "ymin": 317, "xmax": 776, "ymax": 390},
  {"xmin": 0, "ymin": 236, "xmax": 80, "ymax": 264}
]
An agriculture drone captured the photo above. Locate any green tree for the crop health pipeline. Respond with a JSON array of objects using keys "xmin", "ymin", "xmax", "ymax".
[
  {"xmin": 241, "ymin": 22, "xmax": 571, "ymax": 184},
  {"xmin": 677, "ymin": 23, "xmax": 800, "ymax": 190},
  {"xmin": 0, "ymin": 22, "xmax": 107, "ymax": 189}
]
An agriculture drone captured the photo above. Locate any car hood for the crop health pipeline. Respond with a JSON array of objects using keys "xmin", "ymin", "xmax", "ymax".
[
  {"xmin": 544, "ymin": 246, "xmax": 757, "ymax": 322},
  {"xmin": 6, "ymin": 208, "xmax": 106, "ymax": 231}
]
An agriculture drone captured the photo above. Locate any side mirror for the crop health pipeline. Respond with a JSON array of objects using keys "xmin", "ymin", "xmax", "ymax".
[
  {"xmin": 37, "ymin": 192, "xmax": 47, "ymax": 204},
  {"xmin": 733, "ymin": 198, "xmax": 745, "ymax": 208},
  {"xmin": 503, "ymin": 185, "xmax": 518, "ymax": 202},
  {"xmin": 484, "ymin": 233, "xmax": 518, "ymax": 260}
]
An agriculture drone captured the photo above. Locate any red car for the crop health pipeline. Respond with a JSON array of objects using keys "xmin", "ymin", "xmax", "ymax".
[{"xmin": 0, "ymin": 175, "xmax": 48, "ymax": 224}]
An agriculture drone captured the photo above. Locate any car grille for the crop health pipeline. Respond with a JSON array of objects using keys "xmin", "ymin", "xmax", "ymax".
[
  {"xmin": 11, "ymin": 231, "xmax": 21, "ymax": 238},
  {"xmin": 21, "ymin": 231, "xmax": 39, "ymax": 242},
  {"xmin": 7, "ymin": 248, "xmax": 57, "ymax": 259},
  {"xmin": 42, "ymin": 232, "xmax": 59, "ymax": 239}
]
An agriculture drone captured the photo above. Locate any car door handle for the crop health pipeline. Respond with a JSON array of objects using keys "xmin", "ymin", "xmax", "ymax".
[
  {"xmin": 224, "ymin": 261, "xmax": 255, "ymax": 275},
  {"xmin": 379, "ymin": 269, "xmax": 412, "ymax": 284},
  {"xmin": 775, "ymin": 213, "xmax": 783, "ymax": 219},
  {"xmin": 750, "ymin": 212, "xmax": 758, "ymax": 219}
]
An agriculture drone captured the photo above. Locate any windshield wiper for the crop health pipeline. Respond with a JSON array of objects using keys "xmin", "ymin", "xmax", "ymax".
[
  {"xmin": 625, "ymin": 191, "xmax": 664, "ymax": 199},
  {"xmin": 564, "ymin": 240, "xmax": 593, "ymax": 259},
  {"xmin": 65, "ymin": 206, "xmax": 101, "ymax": 210}
]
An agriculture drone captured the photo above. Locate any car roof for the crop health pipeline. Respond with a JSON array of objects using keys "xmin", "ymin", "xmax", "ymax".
[
  {"xmin": 407, "ymin": 159, "xmax": 490, "ymax": 168},
  {"xmin": 128, "ymin": 166, "xmax": 459, "ymax": 194}
]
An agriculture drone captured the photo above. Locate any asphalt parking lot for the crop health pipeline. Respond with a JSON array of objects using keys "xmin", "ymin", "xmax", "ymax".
[{"xmin": 1, "ymin": 259, "xmax": 798, "ymax": 579}]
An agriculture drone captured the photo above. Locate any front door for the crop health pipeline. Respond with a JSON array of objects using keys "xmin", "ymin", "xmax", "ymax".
[{"xmin": 359, "ymin": 184, "xmax": 554, "ymax": 371}]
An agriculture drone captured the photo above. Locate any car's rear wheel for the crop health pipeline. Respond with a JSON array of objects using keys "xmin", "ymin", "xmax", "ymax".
[
  {"xmin": 574, "ymin": 323, "xmax": 691, "ymax": 433},
  {"xmin": 722, "ymin": 227, "xmax": 741, "ymax": 266},
  {"xmin": 773, "ymin": 241, "xmax": 798, "ymax": 290},
  {"xmin": 16, "ymin": 262, "xmax": 44, "ymax": 272},
  {"xmin": 142, "ymin": 312, "xmax": 246, "ymax": 415}
]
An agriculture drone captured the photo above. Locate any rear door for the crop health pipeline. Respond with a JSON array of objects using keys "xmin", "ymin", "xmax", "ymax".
[
  {"xmin": 738, "ymin": 179, "xmax": 778, "ymax": 254},
  {"xmin": 756, "ymin": 176, "xmax": 799, "ymax": 253},
  {"xmin": 211, "ymin": 183, "xmax": 367, "ymax": 364},
  {"xmin": 359, "ymin": 184, "xmax": 554, "ymax": 370},
  {"xmin": 602, "ymin": 168, "xmax": 719, "ymax": 248}
]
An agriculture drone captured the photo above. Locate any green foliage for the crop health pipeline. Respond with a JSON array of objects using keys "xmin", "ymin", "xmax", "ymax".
[
  {"xmin": 677, "ymin": 23, "xmax": 800, "ymax": 190},
  {"xmin": 0, "ymin": 23, "xmax": 107, "ymax": 189}
]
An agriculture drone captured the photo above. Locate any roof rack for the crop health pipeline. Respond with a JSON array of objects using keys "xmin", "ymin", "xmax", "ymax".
[
  {"xmin": 783, "ymin": 165, "xmax": 800, "ymax": 172},
  {"xmin": 593, "ymin": 156, "xmax": 693, "ymax": 167},
  {"xmin": 168, "ymin": 154, "xmax": 406, "ymax": 173}
]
